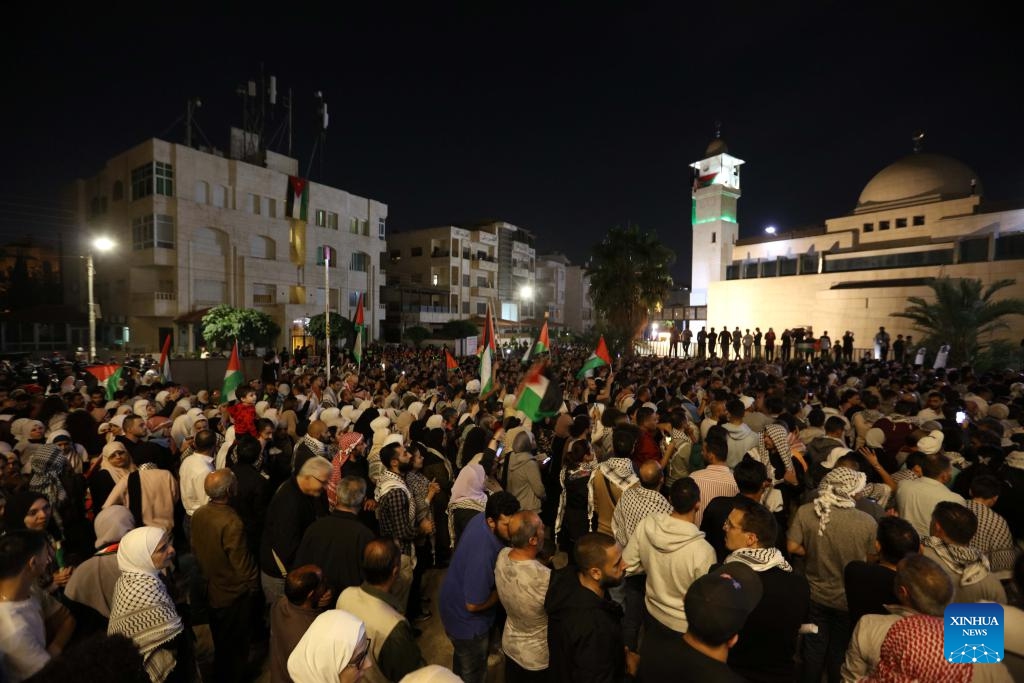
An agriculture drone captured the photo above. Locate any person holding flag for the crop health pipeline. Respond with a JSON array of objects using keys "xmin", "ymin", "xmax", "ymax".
[
  {"xmin": 444, "ymin": 347, "xmax": 459, "ymax": 373},
  {"xmin": 352, "ymin": 293, "xmax": 365, "ymax": 368},
  {"xmin": 158, "ymin": 334, "xmax": 172, "ymax": 382},
  {"xmin": 577, "ymin": 336, "xmax": 613, "ymax": 379},
  {"xmin": 222, "ymin": 341, "xmax": 258, "ymax": 438},
  {"xmin": 521, "ymin": 318, "xmax": 551, "ymax": 364},
  {"xmin": 87, "ymin": 363, "xmax": 124, "ymax": 400},
  {"xmin": 516, "ymin": 358, "xmax": 563, "ymax": 423}
]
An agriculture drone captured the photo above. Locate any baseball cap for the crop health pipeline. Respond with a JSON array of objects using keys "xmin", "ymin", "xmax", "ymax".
[{"xmin": 685, "ymin": 562, "xmax": 763, "ymax": 645}]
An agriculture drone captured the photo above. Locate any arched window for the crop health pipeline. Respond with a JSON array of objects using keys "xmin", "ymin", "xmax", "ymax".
[
  {"xmin": 194, "ymin": 180, "xmax": 209, "ymax": 204},
  {"xmin": 193, "ymin": 226, "xmax": 228, "ymax": 257},
  {"xmin": 112, "ymin": 180, "xmax": 124, "ymax": 201},
  {"xmin": 250, "ymin": 235, "xmax": 276, "ymax": 260}
]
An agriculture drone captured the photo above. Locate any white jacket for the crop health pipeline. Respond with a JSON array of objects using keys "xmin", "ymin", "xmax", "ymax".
[{"xmin": 622, "ymin": 513, "xmax": 715, "ymax": 633}]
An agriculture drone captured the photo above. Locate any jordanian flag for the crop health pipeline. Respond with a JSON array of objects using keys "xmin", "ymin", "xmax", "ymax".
[
  {"xmin": 158, "ymin": 334, "xmax": 172, "ymax": 382},
  {"xmin": 286, "ymin": 175, "xmax": 309, "ymax": 221},
  {"xmin": 516, "ymin": 361, "xmax": 563, "ymax": 422},
  {"xmin": 522, "ymin": 319, "xmax": 550, "ymax": 363},
  {"xmin": 222, "ymin": 341, "xmax": 243, "ymax": 402},
  {"xmin": 479, "ymin": 303, "xmax": 497, "ymax": 394},
  {"xmin": 577, "ymin": 335, "xmax": 613, "ymax": 379},
  {"xmin": 87, "ymin": 364, "xmax": 123, "ymax": 400},
  {"xmin": 445, "ymin": 348, "xmax": 459, "ymax": 371},
  {"xmin": 352, "ymin": 293, "xmax": 365, "ymax": 367}
]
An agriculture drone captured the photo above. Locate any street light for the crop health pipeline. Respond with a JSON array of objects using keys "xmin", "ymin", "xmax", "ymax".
[
  {"xmin": 88, "ymin": 236, "xmax": 116, "ymax": 362},
  {"xmin": 765, "ymin": 225, "xmax": 777, "ymax": 235},
  {"xmin": 518, "ymin": 284, "xmax": 534, "ymax": 321}
]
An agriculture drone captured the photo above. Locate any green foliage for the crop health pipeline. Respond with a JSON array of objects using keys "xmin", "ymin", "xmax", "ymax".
[
  {"xmin": 201, "ymin": 305, "xmax": 281, "ymax": 350},
  {"xmin": 586, "ymin": 224, "xmax": 674, "ymax": 356},
  {"xmin": 306, "ymin": 313, "xmax": 353, "ymax": 345},
  {"xmin": 438, "ymin": 319, "xmax": 479, "ymax": 339},
  {"xmin": 891, "ymin": 277, "xmax": 1024, "ymax": 366},
  {"xmin": 404, "ymin": 326, "xmax": 431, "ymax": 347}
]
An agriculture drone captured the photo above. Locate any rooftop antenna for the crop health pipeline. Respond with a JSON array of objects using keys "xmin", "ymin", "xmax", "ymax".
[
  {"xmin": 912, "ymin": 130, "xmax": 926, "ymax": 153},
  {"xmin": 714, "ymin": 120, "xmax": 722, "ymax": 139},
  {"xmin": 305, "ymin": 91, "xmax": 329, "ymax": 180}
]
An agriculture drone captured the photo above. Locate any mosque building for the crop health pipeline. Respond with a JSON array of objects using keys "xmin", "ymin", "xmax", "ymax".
[{"xmin": 690, "ymin": 132, "xmax": 1024, "ymax": 355}]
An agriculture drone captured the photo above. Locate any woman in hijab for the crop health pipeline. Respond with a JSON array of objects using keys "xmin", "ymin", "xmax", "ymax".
[
  {"xmin": 108, "ymin": 526, "xmax": 192, "ymax": 683},
  {"xmin": 89, "ymin": 440, "xmax": 136, "ymax": 517},
  {"xmin": 4, "ymin": 490, "xmax": 72, "ymax": 591},
  {"xmin": 556, "ymin": 439, "xmax": 597, "ymax": 552},
  {"xmin": 447, "ymin": 450, "xmax": 490, "ymax": 547},
  {"xmin": 288, "ymin": 609, "xmax": 372, "ymax": 683},
  {"xmin": 65, "ymin": 505, "xmax": 136, "ymax": 631}
]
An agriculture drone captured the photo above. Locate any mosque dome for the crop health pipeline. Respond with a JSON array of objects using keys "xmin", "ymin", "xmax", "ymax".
[
  {"xmin": 704, "ymin": 138, "xmax": 728, "ymax": 157},
  {"xmin": 856, "ymin": 153, "xmax": 982, "ymax": 210}
]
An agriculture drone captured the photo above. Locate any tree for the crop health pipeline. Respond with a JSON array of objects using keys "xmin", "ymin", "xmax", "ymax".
[
  {"xmin": 891, "ymin": 277, "xmax": 1024, "ymax": 366},
  {"xmin": 439, "ymin": 319, "xmax": 479, "ymax": 339},
  {"xmin": 404, "ymin": 325, "xmax": 431, "ymax": 347},
  {"xmin": 201, "ymin": 305, "xmax": 281, "ymax": 350},
  {"xmin": 306, "ymin": 313, "xmax": 354, "ymax": 349},
  {"xmin": 586, "ymin": 224, "xmax": 675, "ymax": 356}
]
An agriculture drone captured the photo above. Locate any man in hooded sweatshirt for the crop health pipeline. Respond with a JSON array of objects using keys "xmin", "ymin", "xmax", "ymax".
[
  {"xmin": 722, "ymin": 399, "xmax": 759, "ymax": 469},
  {"xmin": 622, "ymin": 477, "xmax": 715, "ymax": 649}
]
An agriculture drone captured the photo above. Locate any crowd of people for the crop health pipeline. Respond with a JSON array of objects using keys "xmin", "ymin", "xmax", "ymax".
[{"xmin": 1, "ymin": 339, "xmax": 1023, "ymax": 682}]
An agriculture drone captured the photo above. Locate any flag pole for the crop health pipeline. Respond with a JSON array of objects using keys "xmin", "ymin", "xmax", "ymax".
[{"xmin": 324, "ymin": 246, "xmax": 331, "ymax": 381}]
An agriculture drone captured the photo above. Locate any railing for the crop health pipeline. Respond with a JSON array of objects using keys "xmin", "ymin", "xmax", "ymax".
[{"xmin": 253, "ymin": 294, "xmax": 275, "ymax": 305}]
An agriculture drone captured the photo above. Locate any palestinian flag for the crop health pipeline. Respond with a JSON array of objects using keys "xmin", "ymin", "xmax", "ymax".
[
  {"xmin": 522, "ymin": 320, "xmax": 550, "ymax": 363},
  {"xmin": 577, "ymin": 336, "xmax": 613, "ymax": 379},
  {"xmin": 286, "ymin": 175, "xmax": 309, "ymax": 221},
  {"xmin": 696, "ymin": 171, "xmax": 718, "ymax": 189},
  {"xmin": 87, "ymin": 364, "xmax": 123, "ymax": 400},
  {"xmin": 221, "ymin": 341, "xmax": 243, "ymax": 402},
  {"xmin": 158, "ymin": 334, "xmax": 172, "ymax": 382},
  {"xmin": 516, "ymin": 362, "xmax": 563, "ymax": 422},
  {"xmin": 352, "ymin": 293, "xmax": 364, "ymax": 367},
  {"xmin": 445, "ymin": 348, "xmax": 459, "ymax": 371},
  {"xmin": 479, "ymin": 303, "xmax": 497, "ymax": 394}
]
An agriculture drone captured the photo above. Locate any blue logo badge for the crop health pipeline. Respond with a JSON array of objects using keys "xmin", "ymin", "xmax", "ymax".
[{"xmin": 944, "ymin": 602, "xmax": 1004, "ymax": 664}]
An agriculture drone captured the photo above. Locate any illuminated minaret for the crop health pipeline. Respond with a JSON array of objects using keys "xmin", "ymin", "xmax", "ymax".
[{"xmin": 689, "ymin": 124, "xmax": 744, "ymax": 307}]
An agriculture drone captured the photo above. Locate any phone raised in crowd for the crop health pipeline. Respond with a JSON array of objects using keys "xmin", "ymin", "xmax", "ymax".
[{"xmin": 956, "ymin": 410, "xmax": 967, "ymax": 424}]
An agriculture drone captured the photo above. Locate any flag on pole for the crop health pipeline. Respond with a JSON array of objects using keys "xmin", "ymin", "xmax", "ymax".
[
  {"xmin": 516, "ymin": 361, "xmax": 563, "ymax": 422},
  {"xmin": 286, "ymin": 175, "xmax": 309, "ymax": 221},
  {"xmin": 445, "ymin": 348, "xmax": 459, "ymax": 371},
  {"xmin": 158, "ymin": 334, "xmax": 172, "ymax": 382},
  {"xmin": 222, "ymin": 341, "xmax": 243, "ymax": 402},
  {"xmin": 479, "ymin": 303, "xmax": 497, "ymax": 394},
  {"xmin": 352, "ymin": 293, "xmax": 365, "ymax": 366},
  {"xmin": 522, "ymin": 319, "xmax": 550, "ymax": 364},
  {"xmin": 87, "ymin": 364, "xmax": 123, "ymax": 400},
  {"xmin": 576, "ymin": 335, "xmax": 613, "ymax": 379}
]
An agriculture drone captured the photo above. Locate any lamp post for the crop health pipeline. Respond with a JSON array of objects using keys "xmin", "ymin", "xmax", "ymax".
[
  {"xmin": 519, "ymin": 283, "xmax": 534, "ymax": 323},
  {"xmin": 88, "ymin": 236, "xmax": 115, "ymax": 362}
]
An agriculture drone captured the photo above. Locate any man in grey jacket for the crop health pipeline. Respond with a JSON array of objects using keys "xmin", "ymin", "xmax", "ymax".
[{"xmin": 504, "ymin": 429, "xmax": 546, "ymax": 513}]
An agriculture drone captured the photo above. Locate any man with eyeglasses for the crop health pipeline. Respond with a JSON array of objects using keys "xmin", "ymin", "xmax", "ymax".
[{"xmin": 259, "ymin": 455, "xmax": 330, "ymax": 605}]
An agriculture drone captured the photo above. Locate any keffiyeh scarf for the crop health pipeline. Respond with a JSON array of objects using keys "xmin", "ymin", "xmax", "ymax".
[
  {"xmin": 28, "ymin": 444, "xmax": 68, "ymax": 525},
  {"xmin": 108, "ymin": 571, "xmax": 184, "ymax": 683},
  {"xmin": 555, "ymin": 461, "xmax": 596, "ymax": 536},
  {"xmin": 376, "ymin": 469, "xmax": 417, "ymax": 529},
  {"xmin": 752, "ymin": 423, "xmax": 794, "ymax": 482},
  {"xmin": 327, "ymin": 432, "xmax": 364, "ymax": 509},
  {"xmin": 724, "ymin": 547, "xmax": 793, "ymax": 573},
  {"xmin": 813, "ymin": 467, "xmax": 866, "ymax": 536},
  {"xmin": 866, "ymin": 614, "xmax": 970, "ymax": 683},
  {"xmin": 922, "ymin": 536, "xmax": 991, "ymax": 586},
  {"xmin": 588, "ymin": 458, "xmax": 638, "ymax": 531}
]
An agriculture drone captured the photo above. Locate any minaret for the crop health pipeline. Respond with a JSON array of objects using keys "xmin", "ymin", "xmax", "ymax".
[{"xmin": 689, "ymin": 125, "xmax": 744, "ymax": 307}]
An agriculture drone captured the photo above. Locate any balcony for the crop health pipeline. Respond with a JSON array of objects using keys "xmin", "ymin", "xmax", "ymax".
[
  {"xmin": 253, "ymin": 293, "xmax": 276, "ymax": 306},
  {"xmin": 470, "ymin": 285, "xmax": 495, "ymax": 297},
  {"xmin": 512, "ymin": 265, "xmax": 530, "ymax": 278},
  {"xmin": 473, "ymin": 256, "xmax": 498, "ymax": 272},
  {"xmin": 131, "ymin": 291, "xmax": 178, "ymax": 317},
  {"xmin": 430, "ymin": 249, "xmax": 452, "ymax": 259},
  {"xmin": 399, "ymin": 305, "xmax": 453, "ymax": 325}
]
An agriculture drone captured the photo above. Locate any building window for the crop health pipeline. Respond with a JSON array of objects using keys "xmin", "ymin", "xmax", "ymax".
[
  {"xmin": 411, "ymin": 273, "xmax": 422, "ymax": 284},
  {"xmin": 328, "ymin": 212, "xmax": 339, "ymax": 230},
  {"xmin": 131, "ymin": 214, "xmax": 175, "ymax": 250},
  {"xmin": 248, "ymin": 193, "xmax": 260, "ymax": 215},
  {"xmin": 711, "ymin": 232, "xmax": 716, "ymax": 244},
  {"xmin": 462, "ymin": 274, "xmax": 470, "ymax": 286},
  {"xmin": 350, "ymin": 252, "xmax": 369, "ymax": 272},
  {"xmin": 112, "ymin": 180, "xmax": 124, "ymax": 201},
  {"xmin": 250, "ymin": 235, "xmax": 275, "ymax": 260},
  {"xmin": 389, "ymin": 249, "xmax": 401, "ymax": 260},
  {"xmin": 959, "ymin": 237, "xmax": 989, "ymax": 263},
  {"xmin": 361, "ymin": 220, "xmax": 369, "ymax": 236},
  {"xmin": 411, "ymin": 246, "xmax": 423, "ymax": 257},
  {"xmin": 262, "ymin": 196, "xmax": 274, "ymax": 217},
  {"xmin": 349, "ymin": 291, "xmax": 362, "ymax": 307},
  {"xmin": 476, "ymin": 276, "xmax": 488, "ymax": 287},
  {"xmin": 995, "ymin": 233, "xmax": 1024, "ymax": 260},
  {"xmin": 476, "ymin": 303, "xmax": 487, "ymax": 315},
  {"xmin": 155, "ymin": 162, "xmax": 174, "ymax": 196},
  {"xmin": 462, "ymin": 302, "xmax": 469, "ymax": 314},
  {"xmin": 131, "ymin": 164, "xmax": 153, "ymax": 200},
  {"xmin": 863, "ymin": 222, "xmax": 874, "ymax": 233},
  {"xmin": 349, "ymin": 218, "xmax": 359, "ymax": 234},
  {"xmin": 212, "ymin": 185, "xmax": 227, "ymax": 208},
  {"xmin": 432, "ymin": 273, "xmax": 439, "ymax": 286},
  {"xmin": 895, "ymin": 218, "xmax": 907, "ymax": 228},
  {"xmin": 315, "ymin": 209, "xmax": 326, "ymax": 227},
  {"xmin": 194, "ymin": 181, "xmax": 209, "ymax": 204},
  {"xmin": 879, "ymin": 220, "xmax": 890, "ymax": 230},
  {"xmin": 913, "ymin": 215, "xmax": 925, "ymax": 226},
  {"xmin": 378, "ymin": 217, "xmax": 386, "ymax": 239}
]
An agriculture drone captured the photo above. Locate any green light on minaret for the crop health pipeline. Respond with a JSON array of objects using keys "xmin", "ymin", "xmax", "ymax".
[{"xmin": 692, "ymin": 214, "xmax": 736, "ymax": 225}]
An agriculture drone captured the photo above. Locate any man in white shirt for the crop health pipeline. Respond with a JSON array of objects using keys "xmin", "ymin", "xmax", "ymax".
[
  {"xmin": 895, "ymin": 450, "xmax": 965, "ymax": 538},
  {"xmin": 0, "ymin": 530, "xmax": 76, "ymax": 682},
  {"xmin": 495, "ymin": 511, "xmax": 552, "ymax": 680},
  {"xmin": 179, "ymin": 429, "xmax": 217, "ymax": 539}
]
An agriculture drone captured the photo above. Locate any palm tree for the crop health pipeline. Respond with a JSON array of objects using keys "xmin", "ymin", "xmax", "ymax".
[
  {"xmin": 891, "ymin": 277, "xmax": 1024, "ymax": 365},
  {"xmin": 586, "ymin": 224, "xmax": 675, "ymax": 356}
]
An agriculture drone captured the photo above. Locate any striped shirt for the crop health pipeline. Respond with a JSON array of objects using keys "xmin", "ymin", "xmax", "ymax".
[
  {"xmin": 690, "ymin": 464, "xmax": 739, "ymax": 528},
  {"xmin": 966, "ymin": 500, "xmax": 1019, "ymax": 572}
]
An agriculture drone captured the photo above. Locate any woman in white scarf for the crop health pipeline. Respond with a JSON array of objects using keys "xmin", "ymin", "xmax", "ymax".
[
  {"xmin": 288, "ymin": 609, "xmax": 372, "ymax": 683},
  {"xmin": 169, "ymin": 408, "xmax": 204, "ymax": 449},
  {"xmin": 108, "ymin": 526, "xmax": 185, "ymax": 683}
]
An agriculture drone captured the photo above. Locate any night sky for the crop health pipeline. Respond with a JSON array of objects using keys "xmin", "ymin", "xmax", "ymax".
[{"xmin": 1, "ymin": 5, "xmax": 1019, "ymax": 285}]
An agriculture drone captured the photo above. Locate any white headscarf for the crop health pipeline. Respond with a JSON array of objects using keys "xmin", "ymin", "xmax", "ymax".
[
  {"xmin": 133, "ymin": 399, "xmax": 151, "ymax": 419},
  {"xmin": 100, "ymin": 440, "xmax": 136, "ymax": 484},
  {"xmin": 813, "ymin": 468, "xmax": 866, "ymax": 536},
  {"xmin": 117, "ymin": 526, "xmax": 167, "ymax": 576},
  {"xmin": 288, "ymin": 610, "xmax": 366, "ymax": 683}
]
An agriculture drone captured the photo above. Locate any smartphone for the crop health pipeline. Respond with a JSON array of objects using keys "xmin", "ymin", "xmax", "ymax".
[
  {"xmin": 542, "ymin": 456, "xmax": 552, "ymax": 465},
  {"xmin": 955, "ymin": 410, "xmax": 967, "ymax": 424},
  {"xmin": 494, "ymin": 444, "xmax": 504, "ymax": 459},
  {"xmin": 664, "ymin": 436, "xmax": 673, "ymax": 444}
]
